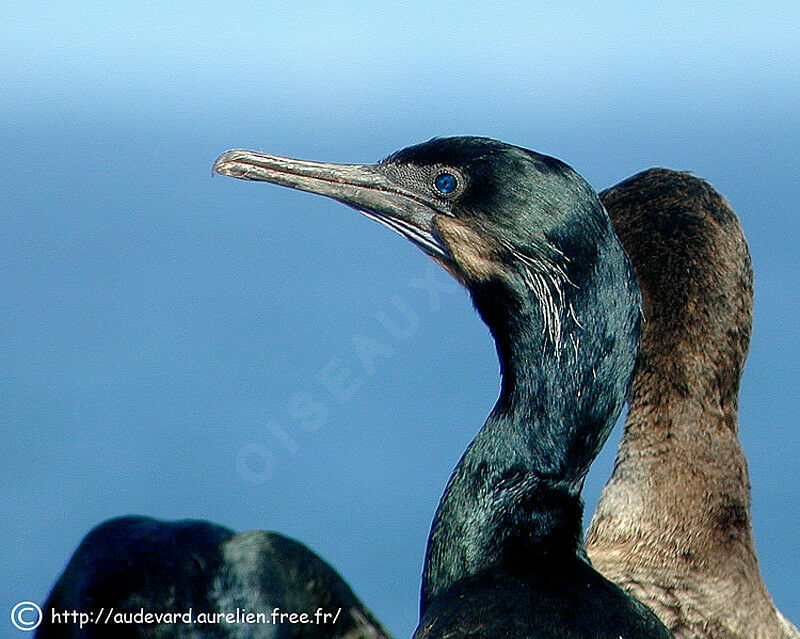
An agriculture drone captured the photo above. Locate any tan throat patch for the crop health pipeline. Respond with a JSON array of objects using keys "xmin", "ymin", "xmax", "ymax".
[{"xmin": 433, "ymin": 215, "xmax": 506, "ymax": 285}]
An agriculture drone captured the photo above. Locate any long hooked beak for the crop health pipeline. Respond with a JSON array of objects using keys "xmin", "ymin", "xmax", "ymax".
[{"xmin": 213, "ymin": 149, "xmax": 451, "ymax": 261}]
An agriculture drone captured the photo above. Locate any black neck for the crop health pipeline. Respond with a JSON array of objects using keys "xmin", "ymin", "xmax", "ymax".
[{"xmin": 420, "ymin": 233, "xmax": 639, "ymax": 613}]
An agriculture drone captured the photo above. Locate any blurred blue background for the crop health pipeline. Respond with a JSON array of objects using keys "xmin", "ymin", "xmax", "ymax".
[{"xmin": 2, "ymin": 2, "xmax": 798, "ymax": 636}]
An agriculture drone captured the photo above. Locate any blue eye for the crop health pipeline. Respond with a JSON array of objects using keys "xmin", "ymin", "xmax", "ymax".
[{"xmin": 434, "ymin": 172, "xmax": 457, "ymax": 194}]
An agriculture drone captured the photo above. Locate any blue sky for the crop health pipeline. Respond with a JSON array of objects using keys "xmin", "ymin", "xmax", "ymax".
[{"xmin": 2, "ymin": 2, "xmax": 799, "ymax": 636}]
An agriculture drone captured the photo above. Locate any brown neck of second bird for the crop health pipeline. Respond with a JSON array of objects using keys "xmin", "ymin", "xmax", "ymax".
[
  {"xmin": 617, "ymin": 320, "xmax": 753, "ymax": 542},
  {"xmin": 619, "ymin": 210, "xmax": 753, "ymax": 480},
  {"xmin": 624, "ymin": 287, "xmax": 749, "ymax": 442},
  {"xmin": 587, "ymin": 284, "xmax": 761, "ymax": 609}
]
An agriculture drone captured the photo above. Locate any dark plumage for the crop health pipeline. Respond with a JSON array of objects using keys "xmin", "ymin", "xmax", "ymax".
[
  {"xmin": 36, "ymin": 516, "xmax": 390, "ymax": 639},
  {"xmin": 214, "ymin": 137, "xmax": 671, "ymax": 638},
  {"xmin": 587, "ymin": 169, "xmax": 800, "ymax": 638}
]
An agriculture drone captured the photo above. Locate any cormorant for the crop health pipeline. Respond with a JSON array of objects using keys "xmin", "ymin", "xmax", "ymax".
[
  {"xmin": 213, "ymin": 137, "xmax": 672, "ymax": 638},
  {"xmin": 587, "ymin": 169, "xmax": 800, "ymax": 639},
  {"xmin": 36, "ymin": 515, "xmax": 390, "ymax": 639}
]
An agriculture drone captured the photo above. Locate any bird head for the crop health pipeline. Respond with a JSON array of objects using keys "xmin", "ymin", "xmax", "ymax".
[{"xmin": 213, "ymin": 137, "xmax": 618, "ymax": 350}]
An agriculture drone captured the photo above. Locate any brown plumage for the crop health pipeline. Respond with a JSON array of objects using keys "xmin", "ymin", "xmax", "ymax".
[{"xmin": 587, "ymin": 169, "xmax": 799, "ymax": 639}]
